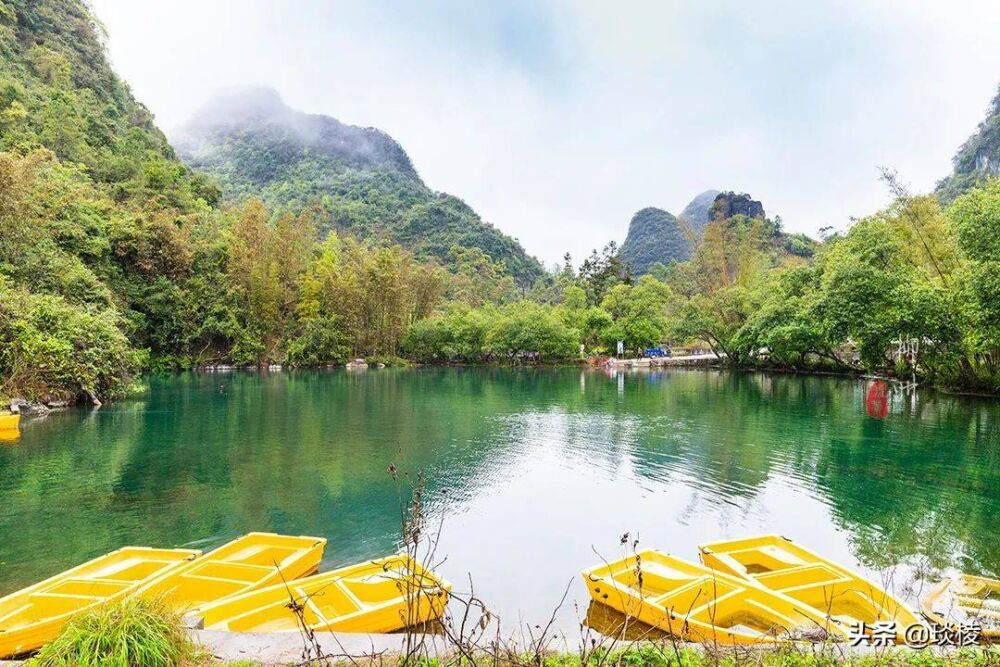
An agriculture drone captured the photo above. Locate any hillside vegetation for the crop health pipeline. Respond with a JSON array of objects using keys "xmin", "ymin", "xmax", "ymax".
[
  {"xmin": 0, "ymin": 0, "xmax": 219, "ymax": 402},
  {"xmin": 618, "ymin": 192, "xmax": 815, "ymax": 276},
  {"xmin": 175, "ymin": 87, "xmax": 544, "ymax": 285},
  {"xmin": 2, "ymin": 0, "xmax": 1000, "ymax": 402},
  {"xmin": 618, "ymin": 207, "xmax": 692, "ymax": 275},
  {"xmin": 677, "ymin": 189, "xmax": 720, "ymax": 233},
  {"xmin": 937, "ymin": 84, "xmax": 1000, "ymax": 203},
  {"xmin": 0, "ymin": 0, "xmax": 536, "ymax": 403}
]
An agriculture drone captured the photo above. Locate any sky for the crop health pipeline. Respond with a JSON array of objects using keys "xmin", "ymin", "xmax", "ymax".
[{"xmin": 90, "ymin": 0, "xmax": 1000, "ymax": 267}]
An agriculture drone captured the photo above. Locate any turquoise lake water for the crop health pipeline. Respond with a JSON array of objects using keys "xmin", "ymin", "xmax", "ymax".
[{"xmin": 0, "ymin": 368, "xmax": 997, "ymax": 631}]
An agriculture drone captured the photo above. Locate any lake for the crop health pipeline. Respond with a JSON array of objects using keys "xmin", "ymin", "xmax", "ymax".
[{"xmin": 1, "ymin": 368, "xmax": 997, "ymax": 634}]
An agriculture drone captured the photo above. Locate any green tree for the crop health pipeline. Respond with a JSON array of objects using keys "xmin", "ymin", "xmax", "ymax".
[
  {"xmin": 484, "ymin": 303, "xmax": 579, "ymax": 362},
  {"xmin": 578, "ymin": 242, "xmax": 631, "ymax": 305},
  {"xmin": 948, "ymin": 178, "xmax": 1000, "ymax": 389},
  {"xmin": 599, "ymin": 276, "xmax": 674, "ymax": 352},
  {"xmin": 226, "ymin": 200, "xmax": 316, "ymax": 364}
]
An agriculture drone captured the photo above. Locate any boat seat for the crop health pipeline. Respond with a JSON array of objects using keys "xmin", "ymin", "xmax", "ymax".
[
  {"xmin": 711, "ymin": 598, "xmax": 799, "ymax": 636},
  {"xmin": 755, "ymin": 563, "xmax": 846, "ymax": 591},
  {"xmin": 296, "ymin": 581, "xmax": 363, "ymax": 620},
  {"xmin": 633, "ymin": 563, "xmax": 703, "ymax": 598},
  {"xmin": 182, "ymin": 573, "xmax": 260, "ymax": 586},
  {"xmin": 188, "ymin": 561, "xmax": 276, "ymax": 582},
  {"xmin": 723, "ymin": 546, "xmax": 807, "ymax": 575},
  {"xmin": 26, "ymin": 590, "xmax": 106, "ymax": 616},
  {"xmin": 0, "ymin": 604, "xmax": 33, "ymax": 626},
  {"xmin": 303, "ymin": 595, "xmax": 332, "ymax": 626},
  {"xmin": 39, "ymin": 577, "xmax": 131, "ymax": 597},
  {"xmin": 226, "ymin": 545, "xmax": 299, "ymax": 568},
  {"xmin": 90, "ymin": 559, "xmax": 175, "ymax": 582}
]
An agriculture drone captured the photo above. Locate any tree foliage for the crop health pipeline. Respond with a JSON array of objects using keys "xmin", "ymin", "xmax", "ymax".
[{"xmin": 175, "ymin": 87, "xmax": 544, "ymax": 286}]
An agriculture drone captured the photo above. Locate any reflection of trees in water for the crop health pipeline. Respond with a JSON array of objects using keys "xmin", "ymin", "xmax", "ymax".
[
  {"xmin": 0, "ymin": 368, "xmax": 997, "ymax": 593},
  {"xmin": 0, "ymin": 370, "xmax": 532, "ymax": 588},
  {"xmin": 811, "ymin": 389, "xmax": 1000, "ymax": 575},
  {"xmin": 613, "ymin": 371, "xmax": 849, "ymax": 503},
  {"xmin": 598, "ymin": 371, "xmax": 1000, "ymax": 576}
]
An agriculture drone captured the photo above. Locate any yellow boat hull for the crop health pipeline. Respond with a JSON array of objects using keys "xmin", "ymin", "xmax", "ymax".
[
  {"xmin": 197, "ymin": 554, "xmax": 450, "ymax": 634},
  {"xmin": 582, "ymin": 549, "xmax": 849, "ymax": 644},
  {"xmin": 699, "ymin": 535, "xmax": 922, "ymax": 643},
  {"xmin": 0, "ymin": 413, "xmax": 20, "ymax": 432},
  {"xmin": 0, "ymin": 547, "xmax": 200, "ymax": 658},
  {"xmin": 922, "ymin": 575, "xmax": 999, "ymax": 643},
  {"xmin": 137, "ymin": 532, "xmax": 326, "ymax": 615}
]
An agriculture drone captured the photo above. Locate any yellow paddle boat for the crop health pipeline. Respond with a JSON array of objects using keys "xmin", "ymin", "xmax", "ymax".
[
  {"xmin": 0, "ymin": 547, "xmax": 200, "ymax": 658},
  {"xmin": 699, "ymin": 535, "xmax": 921, "ymax": 643},
  {"xmin": 137, "ymin": 532, "xmax": 326, "ymax": 615},
  {"xmin": 197, "ymin": 554, "xmax": 450, "ymax": 633},
  {"xmin": 582, "ymin": 549, "xmax": 848, "ymax": 644},
  {"xmin": 922, "ymin": 575, "xmax": 999, "ymax": 643}
]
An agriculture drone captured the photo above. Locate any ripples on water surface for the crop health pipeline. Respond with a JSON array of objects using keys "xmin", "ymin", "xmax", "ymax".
[{"xmin": 0, "ymin": 368, "xmax": 997, "ymax": 631}]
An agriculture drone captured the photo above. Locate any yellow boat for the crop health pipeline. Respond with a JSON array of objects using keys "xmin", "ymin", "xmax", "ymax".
[
  {"xmin": 137, "ymin": 532, "xmax": 327, "ymax": 614},
  {"xmin": 0, "ymin": 413, "xmax": 19, "ymax": 431},
  {"xmin": 699, "ymin": 535, "xmax": 921, "ymax": 643},
  {"xmin": 197, "ymin": 554, "xmax": 450, "ymax": 633},
  {"xmin": 582, "ymin": 550, "xmax": 848, "ymax": 644},
  {"xmin": 0, "ymin": 547, "xmax": 200, "ymax": 658},
  {"xmin": 922, "ymin": 575, "xmax": 999, "ymax": 643}
]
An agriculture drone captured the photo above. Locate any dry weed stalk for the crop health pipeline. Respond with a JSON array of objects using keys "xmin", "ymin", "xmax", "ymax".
[{"xmin": 275, "ymin": 474, "xmax": 908, "ymax": 667}]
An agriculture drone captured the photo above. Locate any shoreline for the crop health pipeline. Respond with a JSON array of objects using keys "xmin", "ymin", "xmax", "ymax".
[
  {"xmin": 8, "ymin": 360, "xmax": 1000, "ymax": 416},
  {"xmin": 5, "ymin": 630, "xmax": 991, "ymax": 667}
]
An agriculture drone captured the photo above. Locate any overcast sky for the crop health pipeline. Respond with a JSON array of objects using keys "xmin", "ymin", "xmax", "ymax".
[{"xmin": 90, "ymin": 0, "xmax": 1000, "ymax": 267}]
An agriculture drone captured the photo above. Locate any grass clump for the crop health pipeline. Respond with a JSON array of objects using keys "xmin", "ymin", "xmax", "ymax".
[{"xmin": 27, "ymin": 596, "xmax": 199, "ymax": 667}]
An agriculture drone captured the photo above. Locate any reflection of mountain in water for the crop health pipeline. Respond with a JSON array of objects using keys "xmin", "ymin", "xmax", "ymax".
[{"xmin": 0, "ymin": 368, "xmax": 997, "ymax": 594}]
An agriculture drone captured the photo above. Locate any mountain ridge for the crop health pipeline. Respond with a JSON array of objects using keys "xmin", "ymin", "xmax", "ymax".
[
  {"xmin": 175, "ymin": 87, "xmax": 544, "ymax": 285},
  {"xmin": 618, "ymin": 207, "xmax": 691, "ymax": 275},
  {"xmin": 677, "ymin": 189, "xmax": 721, "ymax": 233}
]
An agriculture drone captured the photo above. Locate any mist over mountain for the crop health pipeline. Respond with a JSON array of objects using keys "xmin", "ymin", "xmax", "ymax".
[
  {"xmin": 175, "ymin": 87, "xmax": 543, "ymax": 284},
  {"xmin": 176, "ymin": 86, "xmax": 418, "ymax": 180}
]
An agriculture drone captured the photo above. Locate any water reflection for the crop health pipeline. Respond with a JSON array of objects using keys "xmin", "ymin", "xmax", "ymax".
[{"xmin": 0, "ymin": 368, "xmax": 997, "ymax": 630}]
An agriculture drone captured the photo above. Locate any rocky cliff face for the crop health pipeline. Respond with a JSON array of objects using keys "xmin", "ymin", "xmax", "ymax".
[
  {"xmin": 708, "ymin": 192, "xmax": 765, "ymax": 221},
  {"xmin": 936, "ymin": 84, "xmax": 1000, "ymax": 203},
  {"xmin": 678, "ymin": 189, "xmax": 720, "ymax": 233},
  {"xmin": 618, "ymin": 207, "xmax": 691, "ymax": 275}
]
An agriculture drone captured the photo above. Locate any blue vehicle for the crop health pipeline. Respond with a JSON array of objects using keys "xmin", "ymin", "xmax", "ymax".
[{"xmin": 644, "ymin": 347, "xmax": 666, "ymax": 358}]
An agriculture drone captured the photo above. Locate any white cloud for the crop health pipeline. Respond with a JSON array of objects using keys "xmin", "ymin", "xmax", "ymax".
[{"xmin": 90, "ymin": 0, "xmax": 1000, "ymax": 265}]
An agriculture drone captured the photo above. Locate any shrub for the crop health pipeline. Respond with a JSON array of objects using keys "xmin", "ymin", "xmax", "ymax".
[
  {"xmin": 0, "ymin": 279, "xmax": 141, "ymax": 401},
  {"xmin": 27, "ymin": 596, "xmax": 198, "ymax": 667}
]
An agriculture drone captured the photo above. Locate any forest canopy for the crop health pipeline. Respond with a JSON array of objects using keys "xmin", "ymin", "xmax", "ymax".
[{"xmin": 2, "ymin": 0, "xmax": 1000, "ymax": 403}]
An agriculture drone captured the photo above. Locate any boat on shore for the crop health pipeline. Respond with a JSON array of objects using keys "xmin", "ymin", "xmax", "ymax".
[
  {"xmin": 137, "ymin": 532, "xmax": 326, "ymax": 615},
  {"xmin": 698, "ymin": 535, "xmax": 921, "ymax": 643},
  {"xmin": 922, "ymin": 575, "xmax": 999, "ymax": 642},
  {"xmin": 0, "ymin": 412, "xmax": 20, "ymax": 432},
  {"xmin": 582, "ymin": 549, "xmax": 848, "ymax": 644},
  {"xmin": 196, "ymin": 554, "xmax": 450, "ymax": 633},
  {"xmin": 0, "ymin": 547, "xmax": 200, "ymax": 658}
]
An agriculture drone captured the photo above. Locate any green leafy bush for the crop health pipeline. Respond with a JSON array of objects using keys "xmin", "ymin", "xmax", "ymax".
[{"xmin": 0, "ymin": 279, "xmax": 140, "ymax": 401}]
